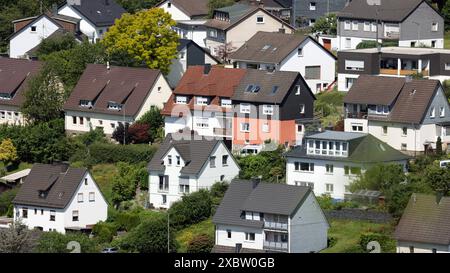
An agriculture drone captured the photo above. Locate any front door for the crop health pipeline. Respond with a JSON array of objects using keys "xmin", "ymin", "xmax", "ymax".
[{"xmin": 323, "ymin": 39, "xmax": 331, "ymax": 51}]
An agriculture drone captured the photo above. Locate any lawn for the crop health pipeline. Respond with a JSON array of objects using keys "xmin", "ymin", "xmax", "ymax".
[
  {"xmin": 91, "ymin": 163, "xmax": 119, "ymax": 204},
  {"xmin": 445, "ymin": 31, "xmax": 450, "ymax": 49},
  {"xmin": 321, "ymin": 219, "xmax": 395, "ymax": 253},
  {"xmin": 315, "ymin": 90, "xmax": 346, "ymax": 127},
  {"xmin": 176, "ymin": 218, "xmax": 214, "ymax": 253}
]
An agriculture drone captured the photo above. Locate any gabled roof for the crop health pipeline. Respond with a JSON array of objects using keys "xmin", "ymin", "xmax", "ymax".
[
  {"xmin": 230, "ymin": 32, "xmax": 336, "ymax": 64},
  {"xmin": 61, "ymin": 0, "xmax": 126, "ymax": 27},
  {"xmin": 177, "ymin": 39, "xmax": 220, "ymax": 63},
  {"xmin": 344, "ymin": 75, "xmax": 441, "ymax": 124},
  {"xmin": 285, "ymin": 131, "xmax": 411, "ymax": 164},
  {"xmin": 205, "ymin": 4, "xmax": 294, "ymax": 31},
  {"xmin": 213, "ymin": 179, "xmax": 312, "ymax": 228},
  {"xmin": 63, "ymin": 64, "xmax": 161, "ymax": 117},
  {"xmin": 337, "ymin": 0, "xmax": 438, "ymax": 22},
  {"xmin": 147, "ymin": 133, "xmax": 226, "ymax": 175},
  {"xmin": 0, "ymin": 58, "xmax": 43, "ymax": 107},
  {"xmin": 231, "ymin": 69, "xmax": 307, "ymax": 104},
  {"xmin": 157, "ymin": 0, "xmax": 209, "ymax": 18},
  {"xmin": 395, "ymin": 194, "xmax": 450, "ymax": 245},
  {"xmin": 12, "ymin": 164, "xmax": 88, "ymax": 209}
]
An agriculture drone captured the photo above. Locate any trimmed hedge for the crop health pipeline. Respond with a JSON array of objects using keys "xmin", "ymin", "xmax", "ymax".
[{"xmin": 359, "ymin": 232, "xmax": 396, "ymax": 253}]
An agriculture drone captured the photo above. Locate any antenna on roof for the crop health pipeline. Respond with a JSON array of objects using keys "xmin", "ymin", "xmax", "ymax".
[{"xmin": 106, "ymin": 61, "xmax": 110, "ymax": 71}]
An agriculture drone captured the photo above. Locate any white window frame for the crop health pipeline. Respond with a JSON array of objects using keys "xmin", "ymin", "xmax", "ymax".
[
  {"xmin": 309, "ymin": 2, "xmax": 316, "ymax": 10},
  {"xmin": 89, "ymin": 192, "xmax": 95, "ymax": 202},
  {"xmin": 196, "ymin": 96, "xmax": 208, "ymax": 105},
  {"xmin": 195, "ymin": 117, "xmax": 209, "ymax": 128},
  {"xmin": 364, "ymin": 21, "xmax": 370, "ymax": 32},
  {"xmin": 77, "ymin": 193, "xmax": 83, "ymax": 203},
  {"xmin": 445, "ymin": 63, "xmax": 450, "ymax": 71},
  {"xmin": 221, "ymin": 98, "xmax": 232, "ymax": 108},
  {"xmin": 345, "ymin": 60, "xmax": 364, "ymax": 71},
  {"xmin": 240, "ymin": 122, "xmax": 250, "ymax": 132},
  {"xmin": 344, "ymin": 21, "xmax": 351, "ymax": 30},
  {"xmin": 440, "ymin": 106, "xmax": 445, "ymax": 117},
  {"xmin": 176, "ymin": 96, "xmax": 187, "ymax": 104},
  {"xmin": 295, "ymin": 85, "xmax": 301, "ymax": 95},
  {"xmin": 402, "ymin": 127, "xmax": 408, "ymax": 136},
  {"xmin": 325, "ymin": 183, "xmax": 334, "ymax": 193},
  {"xmin": 430, "ymin": 106, "xmax": 436, "ymax": 118},
  {"xmin": 262, "ymin": 105, "xmax": 274, "ymax": 115},
  {"xmin": 352, "ymin": 21, "xmax": 359, "ymax": 31},
  {"xmin": 371, "ymin": 22, "xmax": 377, "ymax": 32},
  {"xmin": 326, "ymin": 164, "xmax": 334, "ymax": 174},
  {"xmin": 300, "ymin": 104, "xmax": 305, "ymax": 114},
  {"xmin": 240, "ymin": 103, "xmax": 251, "ymax": 114},
  {"xmin": 432, "ymin": 22, "xmax": 438, "ymax": 32},
  {"xmin": 256, "ymin": 16, "xmax": 264, "ymax": 24},
  {"xmin": 262, "ymin": 122, "xmax": 270, "ymax": 133}
]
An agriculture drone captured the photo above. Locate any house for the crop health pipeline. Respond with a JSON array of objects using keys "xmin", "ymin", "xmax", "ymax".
[
  {"xmin": 231, "ymin": 69, "xmax": 316, "ymax": 152},
  {"xmin": 394, "ymin": 193, "xmax": 450, "ymax": 253},
  {"xmin": 147, "ymin": 132, "xmax": 240, "ymax": 209},
  {"xmin": 0, "ymin": 169, "xmax": 31, "ymax": 188},
  {"xmin": 9, "ymin": 13, "xmax": 83, "ymax": 59},
  {"xmin": 230, "ymin": 31, "xmax": 337, "ymax": 93},
  {"xmin": 63, "ymin": 63, "xmax": 172, "ymax": 136},
  {"xmin": 285, "ymin": 131, "xmax": 411, "ymax": 200},
  {"xmin": 292, "ymin": 0, "xmax": 349, "ymax": 27},
  {"xmin": 163, "ymin": 66, "xmax": 316, "ymax": 153},
  {"xmin": 167, "ymin": 39, "xmax": 219, "ymax": 88},
  {"xmin": 204, "ymin": 2, "xmax": 295, "ymax": 58},
  {"xmin": 57, "ymin": 0, "xmax": 126, "ymax": 43},
  {"xmin": 0, "ymin": 58, "xmax": 43, "ymax": 125},
  {"xmin": 157, "ymin": 0, "xmax": 209, "ymax": 48},
  {"xmin": 212, "ymin": 179, "xmax": 329, "ymax": 253},
  {"xmin": 12, "ymin": 163, "xmax": 108, "ymax": 234},
  {"xmin": 238, "ymin": 0, "xmax": 292, "ymax": 23},
  {"xmin": 336, "ymin": 0, "xmax": 444, "ymax": 50},
  {"xmin": 343, "ymin": 75, "xmax": 450, "ymax": 154},
  {"xmin": 338, "ymin": 47, "xmax": 450, "ymax": 91}
]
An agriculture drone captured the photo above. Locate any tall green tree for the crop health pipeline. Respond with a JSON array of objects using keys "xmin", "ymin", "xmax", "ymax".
[
  {"xmin": 137, "ymin": 107, "xmax": 164, "ymax": 144},
  {"xmin": 0, "ymin": 138, "xmax": 18, "ymax": 169},
  {"xmin": 311, "ymin": 13, "xmax": 337, "ymax": 35},
  {"xmin": 35, "ymin": 33, "xmax": 77, "ymax": 59},
  {"xmin": 424, "ymin": 164, "xmax": 450, "ymax": 195},
  {"xmin": 442, "ymin": 0, "xmax": 450, "ymax": 31},
  {"xmin": 102, "ymin": 8, "xmax": 179, "ymax": 75},
  {"xmin": 116, "ymin": 0, "xmax": 159, "ymax": 13}
]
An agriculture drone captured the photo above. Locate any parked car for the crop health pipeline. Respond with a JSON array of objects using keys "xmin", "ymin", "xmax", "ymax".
[{"xmin": 101, "ymin": 247, "xmax": 119, "ymax": 253}]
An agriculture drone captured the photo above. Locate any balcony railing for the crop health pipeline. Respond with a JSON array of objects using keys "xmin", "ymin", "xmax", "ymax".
[
  {"xmin": 380, "ymin": 68, "xmax": 429, "ymax": 76},
  {"xmin": 346, "ymin": 112, "xmax": 368, "ymax": 119},
  {"xmin": 264, "ymin": 221, "xmax": 288, "ymax": 230},
  {"xmin": 213, "ymin": 127, "xmax": 232, "ymax": 136},
  {"xmin": 263, "ymin": 241, "xmax": 288, "ymax": 252}
]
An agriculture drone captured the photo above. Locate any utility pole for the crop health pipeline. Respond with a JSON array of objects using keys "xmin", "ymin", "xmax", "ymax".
[{"xmin": 167, "ymin": 212, "xmax": 170, "ymax": 253}]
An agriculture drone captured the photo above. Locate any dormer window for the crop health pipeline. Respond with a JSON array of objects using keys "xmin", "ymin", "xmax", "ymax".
[
  {"xmin": 107, "ymin": 102, "xmax": 122, "ymax": 111},
  {"xmin": 221, "ymin": 98, "xmax": 232, "ymax": 108},
  {"xmin": 0, "ymin": 93, "xmax": 12, "ymax": 100},
  {"xmin": 176, "ymin": 96, "xmax": 187, "ymax": 104},
  {"xmin": 38, "ymin": 190, "xmax": 47, "ymax": 199},
  {"xmin": 80, "ymin": 100, "xmax": 92, "ymax": 107},
  {"xmin": 168, "ymin": 155, "xmax": 172, "ymax": 165},
  {"xmin": 196, "ymin": 96, "xmax": 208, "ymax": 105},
  {"xmin": 307, "ymin": 139, "xmax": 349, "ymax": 157}
]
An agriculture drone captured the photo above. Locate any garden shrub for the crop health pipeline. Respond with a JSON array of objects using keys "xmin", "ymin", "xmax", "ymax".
[
  {"xmin": 359, "ymin": 232, "xmax": 396, "ymax": 253},
  {"xmin": 187, "ymin": 234, "xmax": 214, "ymax": 253},
  {"xmin": 168, "ymin": 190, "xmax": 212, "ymax": 230}
]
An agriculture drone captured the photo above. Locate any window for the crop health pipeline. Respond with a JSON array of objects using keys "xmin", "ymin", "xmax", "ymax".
[
  {"xmin": 72, "ymin": 116, "xmax": 77, "ymax": 124},
  {"xmin": 0, "ymin": 111, "xmax": 4, "ymax": 119},
  {"xmin": 432, "ymin": 40, "xmax": 436, "ymax": 48},
  {"xmin": 210, "ymin": 156, "xmax": 216, "ymax": 168},
  {"xmin": 401, "ymin": 143, "xmax": 407, "ymax": 151},
  {"xmin": 220, "ymin": 175, "xmax": 225, "ymax": 181},
  {"xmin": 79, "ymin": 117, "xmax": 84, "ymax": 125},
  {"xmin": 240, "ymin": 103, "xmax": 250, "ymax": 114},
  {"xmin": 162, "ymin": 195, "xmax": 167, "ymax": 204},
  {"xmin": 208, "ymin": 29, "xmax": 217, "ymax": 38},
  {"xmin": 176, "ymin": 96, "xmax": 187, "ymax": 104},
  {"xmin": 432, "ymin": 248, "xmax": 437, "ymax": 253},
  {"xmin": 305, "ymin": 66, "xmax": 320, "ymax": 79},
  {"xmin": 221, "ymin": 99, "xmax": 232, "ymax": 107},
  {"xmin": 382, "ymin": 126, "xmax": 388, "ymax": 135},
  {"xmin": 409, "ymin": 246, "xmax": 414, "ymax": 253},
  {"xmin": 31, "ymin": 26, "xmax": 37, "ymax": 32},
  {"xmin": 440, "ymin": 107, "xmax": 445, "ymax": 117},
  {"xmin": 179, "ymin": 183, "xmax": 189, "ymax": 194},
  {"xmin": 402, "ymin": 127, "xmax": 408, "ymax": 136},
  {"xmin": 295, "ymin": 85, "xmax": 301, "ymax": 95},
  {"xmin": 240, "ymin": 122, "xmax": 250, "ymax": 132},
  {"xmin": 41, "ymin": 209, "xmax": 44, "ymax": 215},
  {"xmin": 352, "ymin": 21, "xmax": 359, "ymax": 31},
  {"xmin": 262, "ymin": 123, "xmax": 269, "ymax": 133},
  {"xmin": 159, "ymin": 175, "xmax": 169, "ymax": 191},
  {"xmin": 196, "ymin": 96, "xmax": 208, "ymax": 105},
  {"xmin": 411, "ymin": 41, "xmax": 416, "ymax": 47},
  {"xmin": 344, "ymin": 21, "xmax": 351, "ymax": 30},
  {"xmin": 309, "ymin": 2, "xmax": 316, "ymax": 10},
  {"xmin": 176, "ymin": 156, "xmax": 181, "ymax": 166},
  {"xmin": 346, "ymin": 77, "xmax": 356, "ymax": 89},
  {"xmin": 167, "ymin": 2, "xmax": 171, "ymax": 8},
  {"xmin": 297, "ymin": 124, "xmax": 303, "ymax": 133},
  {"xmin": 50, "ymin": 210, "xmax": 55, "ymax": 221},
  {"xmin": 371, "ymin": 22, "xmax": 377, "ymax": 32},
  {"xmin": 263, "ymin": 105, "xmax": 274, "ymax": 115},
  {"xmin": 297, "ymin": 47, "xmax": 303, "ymax": 56},
  {"xmin": 34, "ymin": 208, "xmax": 37, "ymax": 215},
  {"xmin": 352, "ymin": 124, "xmax": 363, "ymax": 132},
  {"xmin": 167, "ymin": 155, "xmax": 172, "ymax": 165},
  {"xmin": 432, "ymin": 22, "xmax": 438, "ymax": 32},
  {"xmin": 345, "ymin": 38, "xmax": 351, "ymax": 48},
  {"xmin": 89, "ymin": 192, "xmax": 95, "ymax": 202},
  {"xmin": 111, "ymin": 123, "xmax": 115, "ymax": 129},
  {"xmin": 245, "ymin": 232, "xmax": 255, "ymax": 241},
  {"xmin": 364, "ymin": 22, "xmax": 370, "ymax": 31},
  {"xmin": 300, "ymin": 162, "xmax": 314, "ymax": 172},
  {"xmin": 195, "ymin": 117, "xmax": 209, "ymax": 128},
  {"xmin": 256, "ymin": 16, "xmax": 264, "ymax": 24},
  {"xmin": 300, "ymin": 104, "xmax": 305, "ymax": 114},
  {"xmin": 430, "ymin": 106, "xmax": 436, "ymax": 118},
  {"xmin": 326, "ymin": 183, "xmax": 334, "ymax": 193},
  {"xmin": 222, "ymin": 155, "xmax": 228, "ymax": 166},
  {"xmin": 345, "ymin": 60, "xmax": 364, "ymax": 71},
  {"xmin": 72, "ymin": 210, "xmax": 79, "ymax": 222},
  {"xmin": 445, "ymin": 63, "xmax": 450, "ymax": 71},
  {"xmin": 77, "ymin": 193, "xmax": 83, "ymax": 203},
  {"xmin": 22, "ymin": 208, "xmax": 28, "ymax": 218},
  {"xmin": 326, "ymin": 164, "xmax": 334, "ymax": 174},
  {"xmin": 227, "ymin": 230, "xmax": 232, "ymax": 238},
  {"xmin": 296, "ymin": 181, "xmax": 314, "ymax": 189}
]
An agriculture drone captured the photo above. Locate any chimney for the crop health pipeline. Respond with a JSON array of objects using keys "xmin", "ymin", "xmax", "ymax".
[
  {"xmin": 52, "ymin": 161, "xmax": 70, "ymax": 173},
  {"xmin": 67, "ymin": 0, "xmax": 81, "ymax": 6},
  {"xmin": 436, "ymin": 192, "xmax": 444, "ymax": 205},
  {"xmin": 52, "ymin": 3, "xmax": 58, "ymax": 15},
  {"xmin": 203, "ymin": 64, "xmax": 212, "ymax": 75},
  {"xmin": 107, "ymin": 61, "xmax": 110, "ymax": 70},
  {"xmin": 105, "ymin": 0, "xmax": 110, "ymax": 5},
  {"xmin": 251, "ymin": 176, "xmax": 262, "ymax": 189},
  {"xmin": 235, "ymin": 243, "xmax": 242, "ymax": 253}
]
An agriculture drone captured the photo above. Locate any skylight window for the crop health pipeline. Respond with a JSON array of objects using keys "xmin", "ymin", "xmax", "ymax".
[
  {"xmin": 0, "ymin": 93, "xmax": 12, "ymax": 100},
  {"xmin": 245, "ymin": 85, "xmax": 260, "ymax": 93},
  {"xmin": 271, "ymin": 86, "xmax": 279, "ymax": 94},
  {"xmin": 261, "ymin": 45, "xmax": 271, "ymax": 51}
]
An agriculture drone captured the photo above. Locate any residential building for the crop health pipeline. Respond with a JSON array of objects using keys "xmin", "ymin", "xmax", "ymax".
[
  {"xmin": 239, "ymin": 0, "xmax": 292, "ymax": 22},
  {"xmin": 162, "ymin": 65, "xmax": 247, "ymax": 141},
  {"xmin": 147, "ymin": 133, "xmax": 240, "ymax": 209},
  {"xmin": 292, "ymin": 0, "xmax": 349, "ymax": 27},
  {"xmin": 0, "ymin": 58, "xmax": 43, "ymax": 125},
  {"xmin": 57, "ymin": 0, "xmax": 126, "ymax": 42},
  {"xmin": 63, "ymin": 64, "xmax": 172, "ymax": 136},
  {"xmin": 230, "ymin": 31, "xmax": 337, "ymax": 93},
  {"xmin": 337, "ymin": 0, "xmax": 444, "ymax": 50},
  {"xmin": 285, "ymin": 131, "xmax": 410, "ymax": 200},
  {"xmin": 157, "ymin": 0, "xmax": 209, "ymax": 48},
  {"xmin": 338, "ymin": 47, "xmax": 450, "ymax": 91},
  {"xmin": 343, "ymin": 75, "xmax": 450, "ymax": 154},
  {"xmin": 395, "ymin": 193, "xmax": 450, "ymax": 253},
  {"xmin": 167, "ymin": 39, "xmax": 219, "ymax": 88},
  {"xmin": 204, "ymin": 3, "xmax": 294, "ymax": 57},
  {"xmin": 232, "ymin": 69, "xmax": 316, "ymax": 152},
  {"xmin": 12, "ymin": 163, "xmax": 108, "ymax": 234},
  {"xmin": 9, "ymin": 13, "xmax": 83, "ymax": 59},
  {"xmin": 212, "ymin": 179, "xmax": 329, "ymax": 253}
]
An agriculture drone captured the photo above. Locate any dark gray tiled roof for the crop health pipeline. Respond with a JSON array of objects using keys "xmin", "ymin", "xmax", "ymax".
[
  {"xmin": 147, "ymin": 133, "xmax": 222, "ymax": 175},
  {"xmin": 13, "ymin": 164, "xmax": 87, "ymax": 209},
  {"xmin": 66, "ymin": 0, "xmax": 126, "ymax": 27},
  {"xmin": 231, "ymin": 69, "xmax": 301, "ymax": 104},
  {"xmin": 395, "ymin": 194, "xmax": 450, "ymax": 245}
]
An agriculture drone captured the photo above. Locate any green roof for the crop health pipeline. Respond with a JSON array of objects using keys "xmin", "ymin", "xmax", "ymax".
[{"xmin": 216, "ymin": 3, "xmax": 256, "ymax": 24}]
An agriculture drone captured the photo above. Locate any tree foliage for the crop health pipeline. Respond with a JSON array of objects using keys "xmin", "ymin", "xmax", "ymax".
[
  {"xmin": 442, "ymin": 0, "xmax": 450, "ymax": 31},
  {"xmin": 116, "ymin": 0, "xmax": 159, "ymax": 13},
  {"xmin": 424, "ymin": 164, "xmax": 450, "ymax": 195},
  {"xmin": 137, "ymin": 107, "xmax": 164, "ymax": 143},
  {"xmin": 111, "ymin": 162, "xmax": 148, "ymax": 206},
  {"xmin": 207, "ymin": 0, "xmax": 236, "ymax": 17},
  {"xmin": 0, "ymin": 138, "xmax": 18, "ymax": 166},
  {"xmin": 112, "ymin": 123, "xmax": 131, "ymax": 145},
  {"xmin": 238, "ymin": 145, "xmax": 286, "ymax": 183},
  {"xmin": 36, "ymin": 231, "xmax": 97, "ymax": 253},
  {"xmin": 128, "ymin": 123, "xmax": 150, "ymax": 144},
  {"xmin": 311, "ymin": 13, "xmax": 337, "ymax": 35},
  {"xmin": 0, "ymin": 188, "xmax": 18, "ymax": 217},
  {"xmin": 168, "ymin": 190, "xmax": 212, "ymax": 230},
  {"xmin": 102, "ymin": 8, "xmax": 179, "ymax": 74},
  {"xmin": 35, "ymin": 33, "xmax": 78, "ymax": 59},
  {"xmin": 187, "ymin": 234, "xmax": 214, "ymax": 253},
  {"xmin": 0, "ymin": 221, "xmax": 41, "ymax": 253}
]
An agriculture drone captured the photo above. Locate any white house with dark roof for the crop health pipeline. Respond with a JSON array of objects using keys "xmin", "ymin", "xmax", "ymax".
[
  {"xmin": 343, "ymin": 75, "xmax": 450, "ymax": 154},
  {"xmin": 285, "ymin": 131, "xmax": 410, "ymax": 200},
  {"xmin": 147, "ymin": 133, "xmax": 240, "ymax": 209},
  {"xmin": 230, "ymin": 31, "xmax": 337, "ymax": 93},
  {"xmin": 63, "ymin": 63, "xmax": 172, "ymax": 136},
  {"xmin": 12, "ymin": 163, "xmax": 108, "ymax": 234},
  {"xmin": 212, "ymin": 179, "xmax": 329, "ymax": 253},
  {"xmin": 58, "ymin": 0, "xmax": 126, "ymax": 42}
]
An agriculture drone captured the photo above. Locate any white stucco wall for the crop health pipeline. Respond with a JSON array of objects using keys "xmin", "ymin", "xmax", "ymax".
[
  {"xmin": 215, "ymin": 224, "xmax": 264, "ymax": 250},
  {"xmin": 398, "ymin": 38, "xmax": 444, "ymax": 49},
  {"xmin": 337, "ymin": 73, "xmax": 360, "ymax": 92},
  {"xmin": 157, "ymin": 1, "xmax": 191, "ymax": 21},
  {"xmin": 58, "ymin": 5, "xmax": 106, "ymax": 42}
]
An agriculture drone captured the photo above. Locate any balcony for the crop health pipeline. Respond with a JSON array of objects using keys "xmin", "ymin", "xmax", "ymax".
[
  {"xmin": 380, "ymin": 68, "xmax": 429, "ymax": 76},
  {"xmin": 213, "ymin": 127, "xmax": 232, "ymax": 137},
  {"xmin": 263, "ymin": 241, "xmax": 288, "ymax": 252},
  {"xmin": 264, "ymin": 221, "xmax": 288, "ymax": 231},
  {"xmin": 346, "ymin": 112, "xmax": 368, "ymax": 119}
]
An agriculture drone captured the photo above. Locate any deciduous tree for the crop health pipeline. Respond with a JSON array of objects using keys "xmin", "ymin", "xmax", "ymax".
[{"xmin": 0, "ymin": 138, "xmax": 18, "ymax": 168}]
